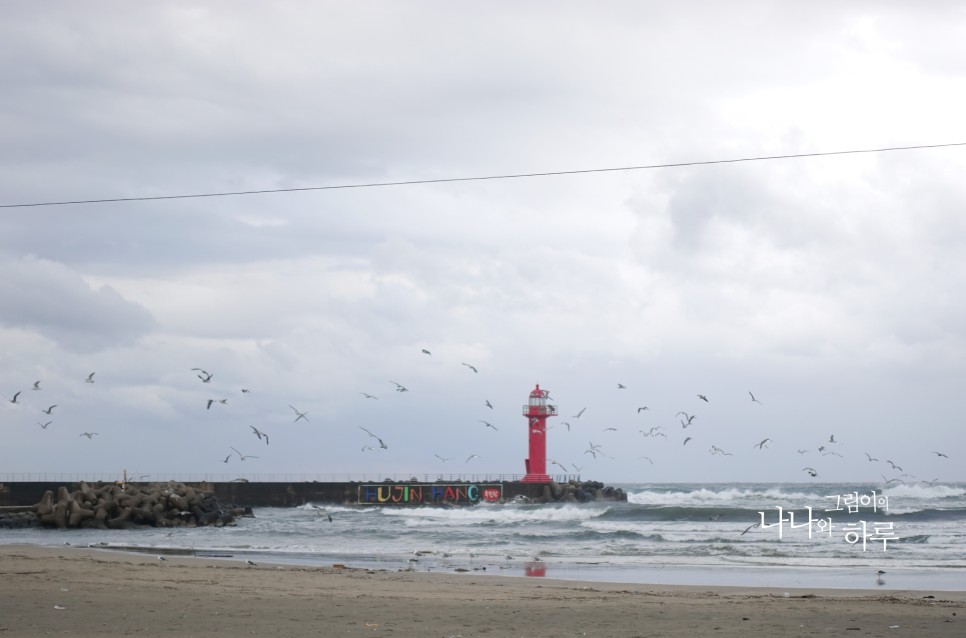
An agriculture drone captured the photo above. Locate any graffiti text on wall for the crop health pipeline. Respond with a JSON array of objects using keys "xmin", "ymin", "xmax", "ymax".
[{"xmin": 358, "ymin": 484, "xmax": 503, "ymax": 505}]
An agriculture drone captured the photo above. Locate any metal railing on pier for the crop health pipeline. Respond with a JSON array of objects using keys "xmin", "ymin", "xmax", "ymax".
[{"xmin": 0, "ymin": 472, "xmax": 582, "ymax": 484}]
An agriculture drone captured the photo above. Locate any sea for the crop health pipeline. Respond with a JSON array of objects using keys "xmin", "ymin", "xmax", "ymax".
[{"xmin": 3, "ymin": 482, "xmax": 965, "ymax": 591}]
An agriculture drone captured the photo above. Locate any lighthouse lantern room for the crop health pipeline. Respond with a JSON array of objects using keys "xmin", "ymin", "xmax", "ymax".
[{"xmin": 521, "ymin": 384, "xmax": 557, "ymax": 483}]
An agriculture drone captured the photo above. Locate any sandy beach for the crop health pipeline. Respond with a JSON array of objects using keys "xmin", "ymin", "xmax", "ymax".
[{"xmin": 0, "ymin": 546, "xmax": 962, "ymax": 637}]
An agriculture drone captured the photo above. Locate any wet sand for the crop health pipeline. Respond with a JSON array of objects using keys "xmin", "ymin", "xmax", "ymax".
[{"xmin": 1, "ymin": 545, "xmax": 963, "ymax": 637}]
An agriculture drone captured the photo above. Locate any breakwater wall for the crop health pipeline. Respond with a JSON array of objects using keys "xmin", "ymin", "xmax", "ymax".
[{"xmin": 1, "ymin": 479, "xmax": 625, "ymax": 510}]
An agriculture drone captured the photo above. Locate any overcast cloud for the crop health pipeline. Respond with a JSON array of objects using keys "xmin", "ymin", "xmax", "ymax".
[{"xmin": 2, "ymin": 2, "xmax": 965, "ymax": 484}]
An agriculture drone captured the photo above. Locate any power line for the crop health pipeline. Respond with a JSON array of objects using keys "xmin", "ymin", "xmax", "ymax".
[{"xmin": 3, "ymin": 141, "xmax": 964, "ymax": 209}]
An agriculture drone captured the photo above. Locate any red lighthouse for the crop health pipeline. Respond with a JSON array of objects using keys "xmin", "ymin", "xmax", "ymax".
[{"xmin": 522, "ymin": 384, "xmax": 556, "ymax": 483}]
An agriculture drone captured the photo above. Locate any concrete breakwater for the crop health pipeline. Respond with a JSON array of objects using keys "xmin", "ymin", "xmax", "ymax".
[
  {"xmin": 0, "ymin": 481, "xmax": 250, "ymax": 530},
  {"xmin": 0, "ymin": 479, "xmax": 626, "ymax": 527}
]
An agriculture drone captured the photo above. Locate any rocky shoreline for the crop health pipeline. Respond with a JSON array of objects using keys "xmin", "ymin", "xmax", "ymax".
[
  {"xmin": 0, "ymin": 481, "xmax": 251, "ymax": 529},
  {"xmin": 520, "ymin": 480, "xmax": 627, "ymax": 504}
]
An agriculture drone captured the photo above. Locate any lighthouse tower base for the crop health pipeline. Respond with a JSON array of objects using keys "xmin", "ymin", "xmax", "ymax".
[{"xmin": 521, "ymin": 459, "xmax": 551, "ymax": 483}]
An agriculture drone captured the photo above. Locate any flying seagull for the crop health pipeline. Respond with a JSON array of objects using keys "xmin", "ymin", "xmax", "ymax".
[
  {"xmin": 32, "ymin": 380, "xmax": 41, "ymax": 390},
  {"xmin": 85, "ymin": 372, "xmax": 95, "ymax": 383},
  {"xmin": 289, "ymin": 405, "xmax": 309, "ymax": 422},
  {"xmin": 250, "ymin": 425, "xmax": 269, "ymax": 445},
  {"xmin": 886, "ymin": 460, "xmax": 903, "ymax": 471},
  {"xmin": 637, "ymin": 406, "xmax": 649, "ymax": 413},
  {"xmin": 462, "ymin": 363, "xmax": 478, "ymax": 373},
  {"xmin": 697, "ymin": 394, "xmax": 709, "ymax": 402},
  {"xmin": 434, "ymin": 453, "xmax": 452, "ymax": 462},
  {"xmin": 359, "ymin": 426, "xmax": 388, "ymax": 449},
  {"xmin": 683, "ymin": 437, "xmax": 692, "ymax": 446},
  {"xmin": 754, "ymin": 438, "xmax": 771, "ymax": 450},
  {"xmin": 389, "ymin": 381, "xmax": 408, "ymax": 392},
  {"xmin": 43, "ymin": 405, "xmax": 57, "ymax": 415},
  {"xmin": 311, "ymin": 506, "xmax": 333, "ymax": 522},
  {"xmin": 360, "ymin": 392, "xmax": 378, "ymax": 400},
  {"xmin": 9, "ymin": 391, "xmax": 20, "ymax": 404},
  {"xmin": 79, "ymin": 432, "xmax": 98, "ymax": 439},
  {"xmin": 465, "ymin": 454, "xmax": 479, "ymax": 463},
  {"xmin": 485, "ymin": 399, "xmax": 493, "ymax": 409},
  {"xmin": 617, "ymin": 383, "xmax": 626, "ymax": 389},
  {"xmin": 932, "ymin": 451, "xmax": 949, "ymax": 458},
  {"xmin": 421, "ymin": 349, "xmax": 432, "ymax": 356},
  {"xmin": 864, "ymin": 452, "xmax": 879, "ymax": 462},
  {"xmin": 38, "ymin": 421, "xmax": 52, "ymax": 429},
  {"xmin": 479, "ymin": 420, "xmax": 498, "ymax": 430},
  {"xmin": 740, "ymin": 522, "xmax": 761, "ymax": 536},
  {"xmin": 221, "ymin": 454, "xmax": 231, "ymax": 463},
  {"xmin": 573, "ymin": 407, "xmax": 587, "ymax": 419},
  {"xmin": 676, "ymin": 412, "xmax": 696, "ymax": 426},
  {"xmin": 230, "ymin": 446, "xmax": 259, "ymax": 461},
  {"xmin": 749, "ymin": 391, "xmax": 762, "ymax": 404}
]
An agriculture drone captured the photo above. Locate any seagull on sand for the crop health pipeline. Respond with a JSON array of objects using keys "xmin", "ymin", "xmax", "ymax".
[
  {"xmin": 9, "ymin": 391, "xmax": 20, "ymax": 404},
  {"xmin": 43, "ymin": 405, "xmax": 57, "ymax": 415},
  {"xmin": 359, "ymin": 426, "xmax": 388, "ymax": 449},
  {"xmin": 749, "ymin": 391, "xmax": 762, "ymax": 404},
  {"xmin": 245, "ymin": 560, "xmax": 257, "ymax": 567},
  {"xmin": 79, "ymin": 432, "xmax": 98, "ymax": 439},
  {"xmin": 462, "ymin": 363, "xmax": 478, "ymax": 373},
  {"xmin": 85, "ymin": 372, "xmax": 95, "ymax": 383},
  {"xmin": 289, "ymin": 405, "xmax": 309, "ymax": 422},
  {"xmin": 157, "ymin": 555, "xmax": 166, "ymax": 561}
]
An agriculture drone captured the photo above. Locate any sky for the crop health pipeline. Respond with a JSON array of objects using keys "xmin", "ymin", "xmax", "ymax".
[{"xmin": 2, "ymin": 2, "xmax": 965, "ymax": 484}]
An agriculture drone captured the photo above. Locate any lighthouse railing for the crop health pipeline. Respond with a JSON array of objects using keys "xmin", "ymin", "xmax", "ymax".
[{"xmin": 521, "ymin": 405, "xmax": 558, "ymax": 416}]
